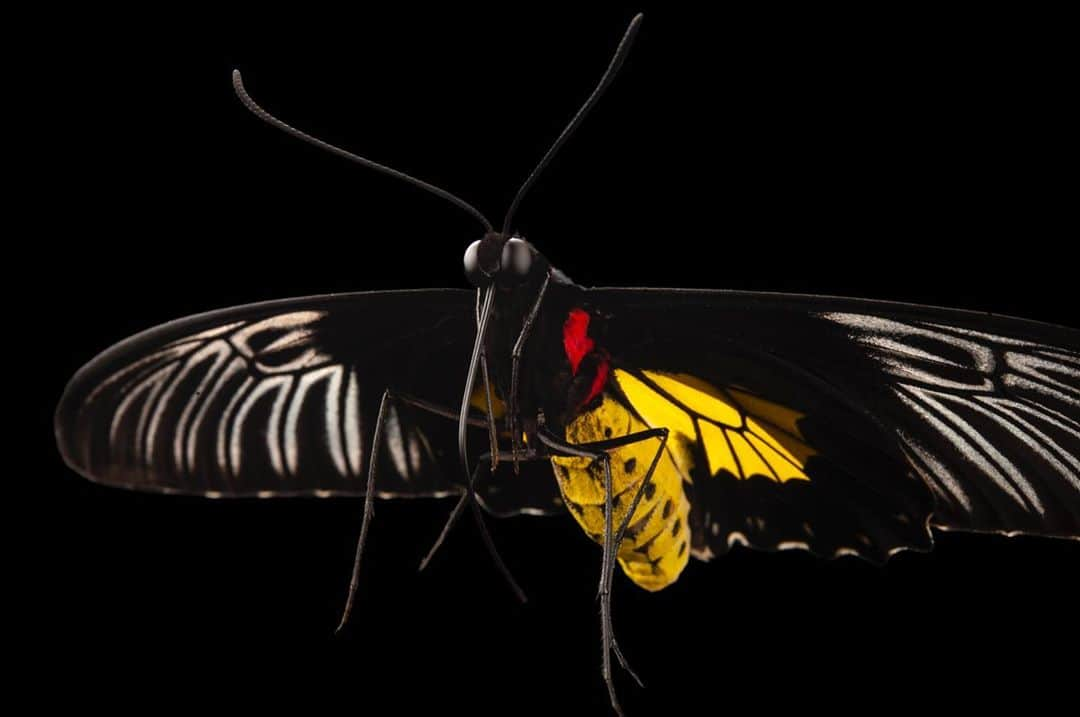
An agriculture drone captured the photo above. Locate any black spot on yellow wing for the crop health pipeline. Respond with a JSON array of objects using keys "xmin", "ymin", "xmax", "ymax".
[
  {"xmin": 625, "ymin": 504, "xmax": 656, "ymax": 541},
  {"xmin": 552, "ymin": 394, "xmax": 695, "ymax": 591},
  {"xmin": 634, "ymin": 530, "xmax": 662, "ymax": 555}
]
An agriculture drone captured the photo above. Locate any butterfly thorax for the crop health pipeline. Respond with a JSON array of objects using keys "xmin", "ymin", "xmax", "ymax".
[{"xmin": 483, "ymin": 268, "xmax": 589, "ymax": 432}]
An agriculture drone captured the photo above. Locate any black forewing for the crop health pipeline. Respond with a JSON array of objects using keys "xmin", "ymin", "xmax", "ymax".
[
  {"xmin": 592, "ymin": 288, "xmax": 1080, "ymax": 561},
  {"xmin": 56, "ymin": 290, "xmax": 479, "ymax": 500}
]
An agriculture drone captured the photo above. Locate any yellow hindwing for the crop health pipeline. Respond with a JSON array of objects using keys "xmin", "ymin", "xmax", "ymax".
[
  {"xmin": 552, "ymin": 369, "xmax": 815, "ymax": 592},
  {"xmin": 616, "ymin": 370, "xmax": 814, "ymax": 483}
]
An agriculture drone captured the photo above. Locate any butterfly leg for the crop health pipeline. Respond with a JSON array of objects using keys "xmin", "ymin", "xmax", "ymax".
[
  {"xmin": 399, "ymin": 397, "xmax": 526, "ymax": 600},
  {"xmin": 336, "ymin": 389, "xmax": 521, "ymax": 634},
  {"xmin": 417, "ymin": 454, "xmax": 527, "ymax": 603},
  {"xmin": 508, "ymin": 271, "xmax": 551, "ymax": 474},
  {"xmin": 479, "ymin": 352, "xmax": 500, "ymax": 469},
  {"xmin": 537, "ymin": 425, "xmax": 670, "ymax": 717},
  {"xmin": 473, "ymin": 290, "xmax": 502, "ymax": 470}
]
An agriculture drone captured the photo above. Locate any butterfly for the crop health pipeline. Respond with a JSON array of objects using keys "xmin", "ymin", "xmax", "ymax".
[{"xmin": 54, "ymin": 14, "xmax": 1079, "ymax": 715}]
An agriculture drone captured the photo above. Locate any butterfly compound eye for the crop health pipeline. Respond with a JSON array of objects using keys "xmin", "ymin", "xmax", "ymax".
[
  {"xmin": 464, "ymin": 233, "xmax": 507, "ymax": 286},
  {"xmin": 463, "ymin": 240, "xmax": 490, "ymax": 287},
  {"xmin": 501, "ymin": 237, "xmax": 532, "ymax": 280}
]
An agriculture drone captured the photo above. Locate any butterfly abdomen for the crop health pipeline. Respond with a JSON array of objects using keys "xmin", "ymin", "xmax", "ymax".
[{"xmin": 552, "ymin": 394, "xmax": 693, "ymax": 592}]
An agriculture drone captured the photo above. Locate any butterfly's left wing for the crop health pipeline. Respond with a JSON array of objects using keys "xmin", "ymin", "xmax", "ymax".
[
  {"xmin": 56, "ymin": 290, "xmax": 481, "ymax": 500},
  {"xmin": 593, "ymin": 288, "xmax": 1080, "ymax": 562}
]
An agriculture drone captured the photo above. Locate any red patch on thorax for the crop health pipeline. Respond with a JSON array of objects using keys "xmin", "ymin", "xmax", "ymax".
[
  {"xmin": 563, "ymin": 308, "xmax": 594, "ymax": 375},
  {"xmin": 563, "ymin": 308, "xmax": 609, "ymax": 407}
]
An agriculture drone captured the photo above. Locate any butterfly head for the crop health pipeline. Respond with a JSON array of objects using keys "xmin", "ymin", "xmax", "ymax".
[{"xmin": 463, "ymin": 233, "xmax": 543, "ymax": 288}]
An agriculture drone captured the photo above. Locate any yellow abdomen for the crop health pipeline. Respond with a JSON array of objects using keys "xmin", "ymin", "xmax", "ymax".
[{"xmin": 552, "ymin": 395, "xmax": 693, "ymax": 592}]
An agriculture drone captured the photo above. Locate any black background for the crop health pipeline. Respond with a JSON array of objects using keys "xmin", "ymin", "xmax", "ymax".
[{"xmin": 35, "ymin": 5, "xmax": 1075, "ymax": 713}]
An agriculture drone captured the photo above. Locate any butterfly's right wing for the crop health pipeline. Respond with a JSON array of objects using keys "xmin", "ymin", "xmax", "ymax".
[
  {"xmin": 56, "ymin": 290, "xmax": 479, "ymax": 499},
  {"xmin": 593, "ymin": 288, "xmax": 1080, "ymax": 562}
]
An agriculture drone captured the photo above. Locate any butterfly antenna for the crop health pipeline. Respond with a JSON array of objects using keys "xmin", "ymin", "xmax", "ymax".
[
  {"xmin": 500, "ymin": 13, "xmax": 643, "ymax": 236},
  {"xmin": 232, "ymin": 70, "xmax": 494, "ymax": 233}
]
